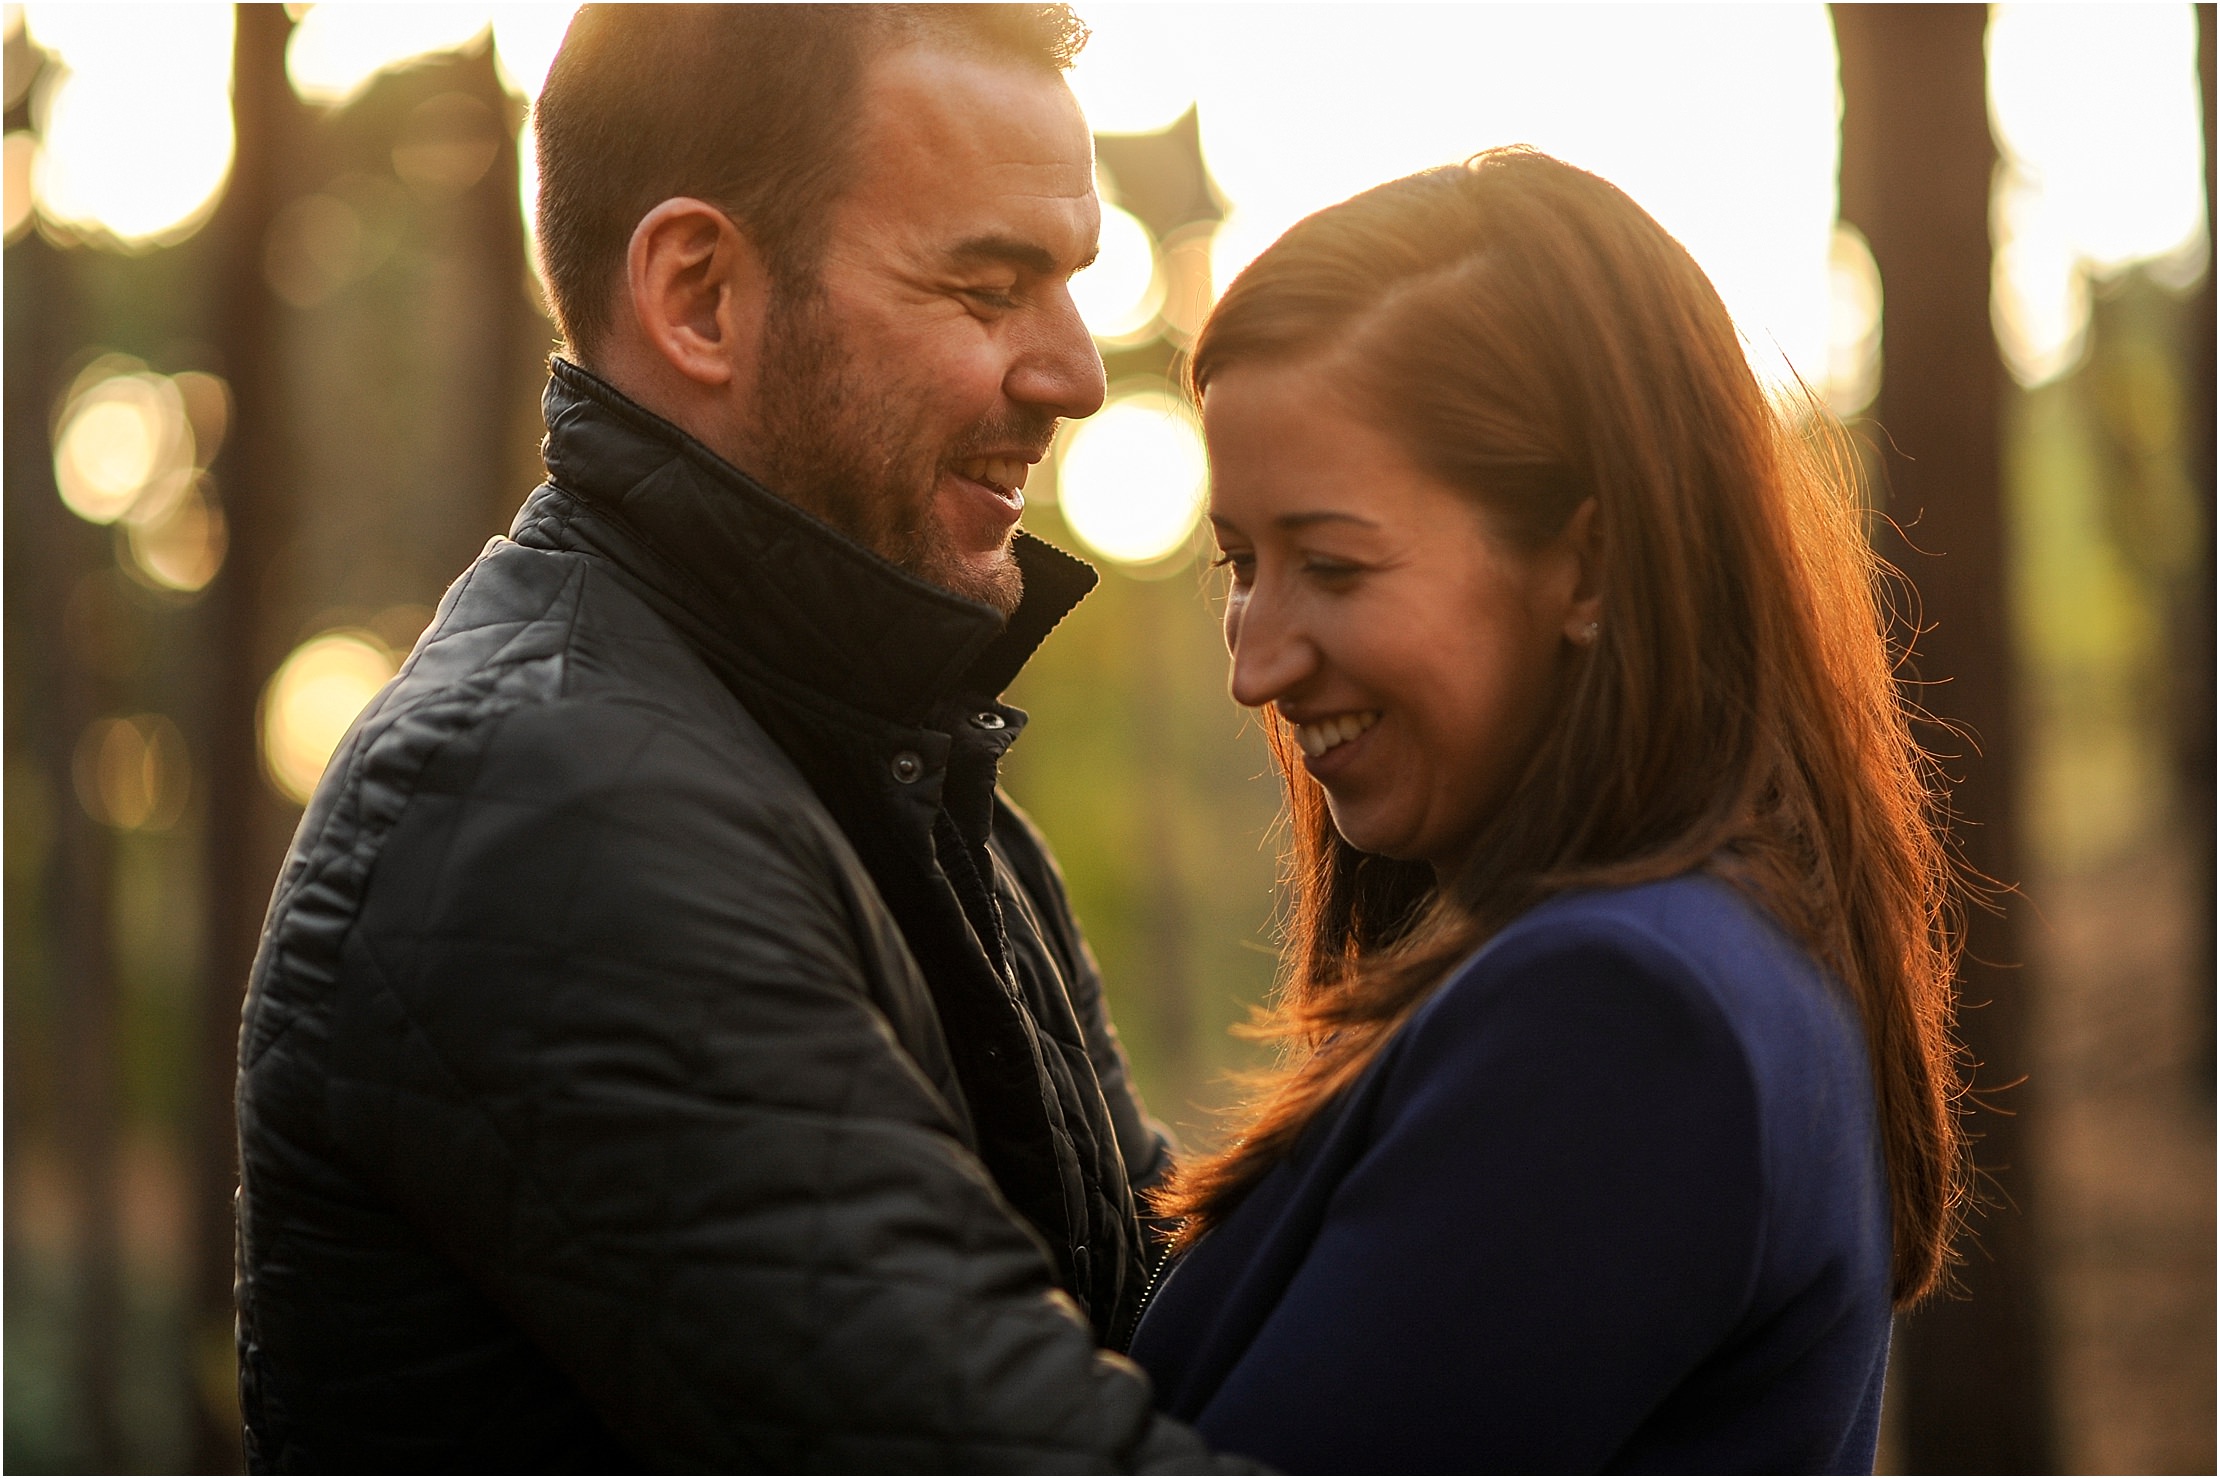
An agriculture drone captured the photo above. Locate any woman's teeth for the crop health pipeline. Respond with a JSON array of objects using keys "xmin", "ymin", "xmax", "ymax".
[
  {"xmin": 955, "ymin": 457, "xmax": 1029, "ymax": 496},
  {"xmin": 1293, "ymin": 710, "xmax": 1380, "ymax": 758}
]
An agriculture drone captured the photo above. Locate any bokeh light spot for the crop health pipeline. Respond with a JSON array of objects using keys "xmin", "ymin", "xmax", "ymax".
[
  {"xmin": 1992, "ymin": 167, "xmax": 2093, "ymax": 388},
  {"xmin": 391, "ymin": 91, "xmax": 500, "ymax": 202},
  {"xmin": 265, "ymin": 191, "xmax": 366, "ymax": 308},
  {"xmin": 171, "ymin": 370, "xmax": 232, "ymax": 467},
  {"xmin": 25, "ymin": 3, "xmax": 234, "ymax": 249},
  {"xmin": 1056, "ymin": 387, "xmax": 1209, "ymax": 570},
  {"xmin": 260, "ymin": 630, "xmax": 398, "ymax": 805},
  {"xmin": 123, "ymin": 475, "xmax": 227, "ymax": 594},
  {"xmin": 54, "ymin": 372, "xmax": 193, "ymax": 525},
  {"xmin": 1156, "ymin": 221, "xmax": 1216, "ymax": 347},
  {"xmin": 1825, "ymin": 223, "xmax": 1883, "ymax": 415},
  {"xmin": 1073, "ymin": 200, "xmax": 1163, "ymax": 346},
  {"xmin": 71, "ymin": 712, "xmax": 190, "ymax": 832}
]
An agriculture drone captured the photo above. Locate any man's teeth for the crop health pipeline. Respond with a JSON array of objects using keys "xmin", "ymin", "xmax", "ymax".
[
  {"xmin": 955, "ymin": 457, "xmax": 1029, "ymax": 493},
  {"xmin": 1293, "ymin": 710, "xmax": 1381, "ymax": 758}
]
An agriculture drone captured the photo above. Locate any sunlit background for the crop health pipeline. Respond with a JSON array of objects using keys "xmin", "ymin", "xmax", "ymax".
[
  {"xmin": 4, "ymin": 4, "xmax": 2212, "ymax": 1474},
  {"xmin": 10, "ymin": 3, "xmax": 2207, "ymax": 575}
]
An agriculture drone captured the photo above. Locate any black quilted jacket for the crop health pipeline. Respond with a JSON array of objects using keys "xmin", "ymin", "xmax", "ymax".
[{"xmin": 234, "ymin": 361, "xmax": 1239, "ymax": 1471}]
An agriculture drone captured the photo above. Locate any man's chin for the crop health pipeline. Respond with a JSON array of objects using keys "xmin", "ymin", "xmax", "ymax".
[{"xmin": 929, "ymin": 545, "xmax": 1024, "ymax": 618}]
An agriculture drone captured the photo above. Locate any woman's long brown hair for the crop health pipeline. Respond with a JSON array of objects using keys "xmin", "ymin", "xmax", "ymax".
[{"xmin": 1151, "ymin": 150, "xmax": 1967, "ymax": 1307}]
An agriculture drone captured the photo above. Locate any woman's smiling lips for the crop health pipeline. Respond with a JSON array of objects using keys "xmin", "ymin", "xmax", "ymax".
[{"xmin": 1289, "ymin": 708, "xmax": 1382, "ymax": 778}]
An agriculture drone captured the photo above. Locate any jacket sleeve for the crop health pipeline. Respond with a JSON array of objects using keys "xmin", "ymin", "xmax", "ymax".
[
  {"xmin": 993, "ymin": 793, "xmax": 1177, "ymax": 1192},
  {"xmin": 1179, "ymin": 926, "xmax": 1765, "ymax": 1474},
  {"xmin": 329, "ymin": 697, "xmax": 1249, "ymax": 1472}
]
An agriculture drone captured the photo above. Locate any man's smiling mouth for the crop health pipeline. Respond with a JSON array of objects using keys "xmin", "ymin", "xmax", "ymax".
[{"xmin": 954, "ymin": 456, "xmax": 1031, "ymax": 499}]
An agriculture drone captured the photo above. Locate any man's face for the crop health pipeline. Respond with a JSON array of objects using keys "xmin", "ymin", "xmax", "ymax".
[{"xmin": 747, "ymin": 46, "xmax": 1106, "ymax": 615}]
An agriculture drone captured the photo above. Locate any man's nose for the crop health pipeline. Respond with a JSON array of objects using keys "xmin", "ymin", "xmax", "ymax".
[
  {"xmin": 1007, "ymin": 289, "xmax": 1108, "ymax": 421},
  {"xmin": 1226, "ymin": 586, "xmax": 1317, "ymax": 711}
]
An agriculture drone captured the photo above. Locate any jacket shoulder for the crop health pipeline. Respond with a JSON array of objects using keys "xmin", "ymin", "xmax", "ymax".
[
  {"xmin": 1419, "ymin": 875, "xmax": 1885, "ymax": 1291},
  {"xmin": 243, "ymin": 540, "xmax": 868, "ymax": 1067},
  {"xmin": 1463, "ymin": 875, "xmax": 1866, "ymax": 1081}
]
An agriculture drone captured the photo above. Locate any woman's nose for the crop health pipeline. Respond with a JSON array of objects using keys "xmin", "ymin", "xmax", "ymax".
[{"xmin": 1226, "ymin": 588, "xmax": 1317, "ymax": 710}]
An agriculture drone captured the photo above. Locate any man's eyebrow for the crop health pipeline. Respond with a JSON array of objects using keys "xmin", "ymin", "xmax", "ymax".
[{"xmin": 948, "ymin": 233, "xmax": 1098, "ymax": 276}]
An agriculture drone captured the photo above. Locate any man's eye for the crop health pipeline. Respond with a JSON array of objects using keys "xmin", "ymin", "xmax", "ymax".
[{"xmin": 965, "ymin": 286, "xmax": 1019, "ymax": 311}]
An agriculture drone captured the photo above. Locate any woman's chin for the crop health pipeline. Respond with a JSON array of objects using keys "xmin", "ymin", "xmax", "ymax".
[{"xmin": 1323, "ymin": 804, "xmax": 1409, "ymax": 864}]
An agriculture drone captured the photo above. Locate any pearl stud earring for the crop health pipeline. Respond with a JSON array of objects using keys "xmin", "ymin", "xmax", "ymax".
[{"xmin": 1573, "ymin": 621, "xmax": 1601, "ymax": 646}]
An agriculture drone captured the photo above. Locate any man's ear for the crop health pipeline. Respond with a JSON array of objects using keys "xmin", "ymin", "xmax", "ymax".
[{"xmin": 624, "ymin": 198, "xmax": 769, "ymax": 388}]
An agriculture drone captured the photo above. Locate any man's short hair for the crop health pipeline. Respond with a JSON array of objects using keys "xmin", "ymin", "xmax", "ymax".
[{"xmin": 533, "ymin": 3, "xmax": 1090, "ymax": 359}]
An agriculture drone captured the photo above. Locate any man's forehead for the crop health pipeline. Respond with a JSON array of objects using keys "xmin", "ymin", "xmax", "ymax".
[{"xmin": 853, "ymin": 45, "xmax": 1097, "ymax": 198}]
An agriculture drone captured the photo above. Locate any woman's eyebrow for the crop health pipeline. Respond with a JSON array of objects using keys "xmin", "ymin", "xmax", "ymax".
[{"xmin": 1276, "ymin": 510, "xmax": 1380, "ymax": 531}]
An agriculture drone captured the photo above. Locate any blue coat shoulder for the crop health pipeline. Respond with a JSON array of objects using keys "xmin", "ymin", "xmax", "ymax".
[{"xmin": 1130, "ymin": 873, "xmax": 1893, "ymax": 1475}]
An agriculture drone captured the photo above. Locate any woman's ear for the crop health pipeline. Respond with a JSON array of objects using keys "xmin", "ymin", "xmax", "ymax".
[
  {"xmin": 1560, "ymin": 497, "xmax": 1604, "ymax": 647},
  {"xmin": 624, "ymin": 198, "xmax": 770, "ymax": 389}
]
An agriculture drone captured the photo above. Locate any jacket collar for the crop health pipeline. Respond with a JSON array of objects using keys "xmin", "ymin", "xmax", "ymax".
[{"xmin": 531, "ymin": 358, "xmax": 1097, "ymax": 723}]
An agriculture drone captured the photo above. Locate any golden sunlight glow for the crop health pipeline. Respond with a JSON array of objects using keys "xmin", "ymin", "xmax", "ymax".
[
  {"xmin": 286, "ymin": 3, "xmax": 491, "ymax": 107},
  {"xmin": 260, "ymin": 630, "xmax": 398, "ymax": 805},
  {"xmin": 1825, "ymin": 223, "xmax": 1884, "ymax": 416},
  {"xmin": 1079, "ymin": 6, "xmax": 1841, "ymax": 393},
  {"xmin": 1065, "ymin": 5, "xmax": 1199, "ymax": 136},
  {"xmin": 54, "ymin": 371, "xmax": 194, "ymax": 525},
  {"xmin": 516, "ymin": 114, "xmax": 545, "ymax": 290},
  {"xmin": 1056, "ymin": 386, "xmax": 1209, "ymax": 569},
  {"xmin": 3, "ymin": 130, "xmax": 33, "ymax": 242},
  {"xmin": 489, "ymin": 3, "xmax": 575, "ymax": 103},
  {"xmin": 72, "ymin": 713, "xmax": 190, "ymax": 832},
  {"xmin": 24, "ymin": 2, "xmax": 233, "ymax": 249},
  {"xmin": 1073, "ymin": 198, "xmax": 1164, "ymax": 346},
  {"xmin": 490, "ymin": 4, "xmax": 574, "ymax": 286},
  {"xmin": 1987, "ymin": 4, "xmax": 2208, "ymax": 387}
]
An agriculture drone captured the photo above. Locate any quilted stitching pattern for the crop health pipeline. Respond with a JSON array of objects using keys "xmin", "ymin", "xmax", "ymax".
[{"xmin": 236, "ymin": 525, "xmax": 1245, "ymax": 1471}]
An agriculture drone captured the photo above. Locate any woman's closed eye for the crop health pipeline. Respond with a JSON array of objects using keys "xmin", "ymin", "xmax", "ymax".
[
  {"xmin": 1298, "ymin": 553, "xmax": 1366, "ymax": 585},
  {"xmin": 1210, "ymin": 549, "xmax": 1257, "ymax": 584}
]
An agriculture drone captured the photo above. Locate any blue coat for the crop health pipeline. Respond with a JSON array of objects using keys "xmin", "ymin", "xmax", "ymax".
[{"xmin": 1128, "ymin": 874, "xmax": 1893, "ymax": 1474}]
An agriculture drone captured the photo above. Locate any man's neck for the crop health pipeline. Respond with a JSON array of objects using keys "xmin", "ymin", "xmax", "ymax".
[{"xmin": 568, "ymin": 341, "xmax": 765, "ymax": 479}]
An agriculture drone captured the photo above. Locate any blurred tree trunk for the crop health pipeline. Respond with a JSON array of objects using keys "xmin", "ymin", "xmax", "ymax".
[
  {"xmin": 1833, "ymin": 5, "xmax": 2057, "ymax": 1473},
  {"xmin": 19, "ymin": 244, "xmax": 129, "ymax": 1475},
  {"xmin": 2185, "ymin": 3, "xmax": 2215, "ymax": 1104},
  {"xmin": 191, "ymin": 6, "xmax": 304, "ymax": 1470},
  {"xmin": 57, "ymin": 649, "xmax": 124, "ymax": 1474}
]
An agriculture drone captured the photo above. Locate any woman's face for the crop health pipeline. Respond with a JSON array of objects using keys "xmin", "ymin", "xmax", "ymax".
[{"xmin": 1203, "ymin": 360, "xmax": 1598, "ymax": 876}]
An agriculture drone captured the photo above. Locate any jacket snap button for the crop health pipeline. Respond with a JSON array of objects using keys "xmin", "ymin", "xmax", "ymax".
[
  {"xmin": 971, "ymin": 711, "xmax": 1006, "ymax": 731},
  {"xmin": 890, "ymin": 751, "xmax": 924, "ymax": 784}
]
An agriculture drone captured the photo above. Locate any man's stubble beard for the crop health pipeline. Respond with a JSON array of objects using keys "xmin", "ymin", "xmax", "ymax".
[{"xmin": 748, "ymin": 284, "xmax": 1043, "ymax": 618}]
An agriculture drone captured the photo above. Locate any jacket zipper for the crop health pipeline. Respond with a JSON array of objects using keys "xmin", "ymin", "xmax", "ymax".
[{"xmin": 1116, "ymin": 1242, "xmax": 1176, "ymax": 1352}]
